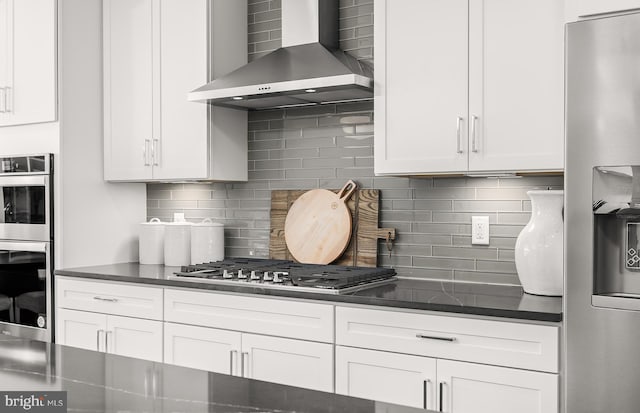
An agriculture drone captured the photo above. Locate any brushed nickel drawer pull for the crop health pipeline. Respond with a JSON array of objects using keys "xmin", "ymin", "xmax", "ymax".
[
  {"xmin": 93, "ymin": 296, "xmax": 118, "ymax": 303},
  {"xmin": 416, "ymin": 333, "xmax": 456, "ymax": 342},
  {"xmin": 456, "ymin": 117, "xmax": 463, "ymax": 154},
  {"xmin": 471, "ymin": 115, "xmax": 479, "ymax": 153}
]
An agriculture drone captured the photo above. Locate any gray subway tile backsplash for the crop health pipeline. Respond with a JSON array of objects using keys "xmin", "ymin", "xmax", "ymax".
[{"xmin": 146, "ymin": 0, "xmax": 564, "ymax": 287}]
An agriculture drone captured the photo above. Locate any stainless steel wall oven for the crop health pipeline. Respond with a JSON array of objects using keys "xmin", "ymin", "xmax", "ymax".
[{"xmin": 0, "ymin": 154, "xmax": 53, "ymax": 342}]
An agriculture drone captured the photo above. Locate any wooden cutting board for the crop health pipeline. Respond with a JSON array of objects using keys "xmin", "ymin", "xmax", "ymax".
[
  {"xmin": 270, "ymin": 188, "xmax": 396, "ymax": 267},
  {"xmin": 283, "ymin": 181, "xmax": 357, "ymax": 265}
]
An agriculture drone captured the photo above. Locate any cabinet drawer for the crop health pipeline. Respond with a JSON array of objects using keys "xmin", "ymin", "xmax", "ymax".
[
  {"xmin": 56, "ymin": 277, "xmax": 163, "ymax": 320},
  {"xmin": 164, "ymin": 289, "xmax": 334, "ymax": 343},
  {"xmin": 336, "ymin": 306, "xmax": 559, "ymax": 373}
]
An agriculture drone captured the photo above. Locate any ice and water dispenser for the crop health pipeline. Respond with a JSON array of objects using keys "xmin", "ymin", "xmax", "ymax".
[{"xmin": 592, "ymin": 166, "xmax": 640, "ymax": 310}]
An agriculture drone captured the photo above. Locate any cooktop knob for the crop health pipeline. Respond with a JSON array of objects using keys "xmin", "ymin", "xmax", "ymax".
[
  {"xmin": 250, "ymin": 270, "xmax": 260, "ymax": 280},
  {"xmin": 222, "ymin": 270, "xmax": 233, "ymax": 279},
  {"xmin": 273, "ymin": 272, "xmax": 288, "ymax": 283},
  {"xmin": 237, "ymin": 269, "xmax": 247, "ymax": 279},
  {"xmin": 263, "ymin": 271, "xmax": 273, "ymax": 281}
]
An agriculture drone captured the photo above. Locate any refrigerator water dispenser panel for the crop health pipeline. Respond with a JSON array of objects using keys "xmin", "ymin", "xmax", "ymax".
[
  {"xmin": 592, "ymin": 166, "xmax": 640, "ymax": 310},
  {"xmin": 627, "ymin": 223, "xmax": 640, "ymax": 270}
]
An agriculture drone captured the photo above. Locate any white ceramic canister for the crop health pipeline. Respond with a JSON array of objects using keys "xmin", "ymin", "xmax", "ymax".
[
  {"xmin": 164, "ymin": 222, "xmax": 192, "ymax": 266},
  {"xmin": 139, "ymin": 218, "xmax": 165, "ymax": 265},
  {"xmin": 191, "ymin": 218, "xmax": 224, "ymax": 265}
]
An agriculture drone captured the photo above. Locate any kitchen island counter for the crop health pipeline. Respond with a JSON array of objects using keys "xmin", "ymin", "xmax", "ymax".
[
  {"xmin": 56, "ymin": 263, "xmax": 562, "ymax": 322},
  {"xmin": 0, "ymin": 337, "xmax": 427, "ymax": 413}
]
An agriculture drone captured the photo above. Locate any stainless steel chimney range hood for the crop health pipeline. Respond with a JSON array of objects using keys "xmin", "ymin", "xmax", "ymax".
[{"xmin": 188, "ymin": 0, "xmax": 373, "ymax": 110}]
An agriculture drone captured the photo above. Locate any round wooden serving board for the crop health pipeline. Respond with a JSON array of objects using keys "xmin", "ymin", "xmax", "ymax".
[{"xmin": 284, "ymin": 180, "xmax": 357, "ymax": 264}]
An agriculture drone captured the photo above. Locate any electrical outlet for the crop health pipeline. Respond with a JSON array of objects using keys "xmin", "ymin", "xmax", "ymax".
[{"xmin": 472, "ymin": 216, "xmax": 490, "ymax": 245}]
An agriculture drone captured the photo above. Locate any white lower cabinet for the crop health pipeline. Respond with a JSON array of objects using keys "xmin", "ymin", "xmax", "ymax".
[
  {"xmin": 242, "ymin": 332, "xmax": 333, "ymax": 392},
  {"xmin": 57, "ymin": 308, "xmax": 163, "ymax": 362},
  {"xmin": 164, "ymin": 322, "xmax": 240, "ymax": 375},
  {"xmin": 163, "ymin": 322, "xmax": 334, "ymax": 392},
  {"xmin": 336, "ymin": 346, "xmax": 437, "ymax": 410},
  {"xmin": 336, "ymin": 346, "xmax": 558, "ymax": 413},
  {"xmin": 437, "ymin": 359, "xmax": 558, "ymax": 413},
  {"xmin": 335, "ymin": 306, "xmax": 560, "ymax": 412}
]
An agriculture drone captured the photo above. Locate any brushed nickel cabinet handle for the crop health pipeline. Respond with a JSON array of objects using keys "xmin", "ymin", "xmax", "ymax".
[
  {"xmin": 5, "ymin": 87, "xmax": 11, "ymax": 113},
  {"xmin": 471, "ymin": 115, "xmax": 479, "ymax": 153},
  {"xmin": 242, "ymin": 352, "xmax": 249, "ymax": 378},
  {"xmin": 416, "ymin": 333, "xmax": 456, "ymax": 342},
  {"xmin": 105, "ymin": 330, "xmax": 113, "ymax": 353},
  {"xmin": 230, "ymin": 350, "xmax": 238, "ymax": 375},
  {"xmin": 152, "ymin": 139, "xmax": 159, "ymax": 166},
  {"xmin": 96, "ymin": 329, "xmax": 104, "ymax": 352},
  {"xmin": 456, "ymin": 117, "xmax": 463, "ymax": 154},
  {"xmin": 93, "ymin": 296, "xmax": 118, "ymax": 303}
]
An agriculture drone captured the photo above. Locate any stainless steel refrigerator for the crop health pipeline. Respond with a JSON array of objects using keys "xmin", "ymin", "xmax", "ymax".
[{"xmin": 566, "ymin": 11, "xmax": 640, "ymax": 413}]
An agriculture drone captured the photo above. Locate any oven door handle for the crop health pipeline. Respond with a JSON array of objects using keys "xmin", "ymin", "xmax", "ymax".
[
  {"xmin": 0, "ymin": 241, "xmax": 47, "ymax": 253},
  {"xmin": 0, "ymin": 175, "xmax": 48, "ymax": 187}
]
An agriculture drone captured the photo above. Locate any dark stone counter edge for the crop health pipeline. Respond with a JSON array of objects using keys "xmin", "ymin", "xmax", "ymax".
[{"xmin": 54, "ymin": 270, "xmax": 563, "ymax": 323}]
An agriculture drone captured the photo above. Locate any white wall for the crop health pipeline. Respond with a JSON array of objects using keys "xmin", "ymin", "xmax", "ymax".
[{"xmin": 57, "ymin": 0, "xmax": 145, "ymax": 268}]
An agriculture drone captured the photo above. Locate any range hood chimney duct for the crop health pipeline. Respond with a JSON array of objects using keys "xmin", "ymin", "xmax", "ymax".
[{"xmin": 188, "ymin": 0, "xmax": 373, "ymax": 110}]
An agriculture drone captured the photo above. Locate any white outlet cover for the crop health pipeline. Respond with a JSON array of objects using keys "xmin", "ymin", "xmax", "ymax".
[{"xmin": 472, "ymin": 216, "xmax": 490, "ymax": 245}]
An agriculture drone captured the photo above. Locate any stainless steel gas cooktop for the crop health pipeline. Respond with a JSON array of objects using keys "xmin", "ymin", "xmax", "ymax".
[{"xmin": 168, "ymin": 258, "xmax": 397, "ymax": 294}]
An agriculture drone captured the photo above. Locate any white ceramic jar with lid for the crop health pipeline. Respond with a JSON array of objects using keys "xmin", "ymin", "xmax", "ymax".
[
  {"xmin": 139, "ymin": 218, "xmax": 165, "ymax": 265},
  {"xmin": 164, "ymin": 221, "xmax": 192, "ymax": 266},
  {"xmin": 191, "ymin": 218, "xmax": 224, "ymax": 264}
]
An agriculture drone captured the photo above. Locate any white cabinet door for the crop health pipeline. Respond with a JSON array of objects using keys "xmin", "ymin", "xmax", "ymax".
[
  {"xmin": 242, "ymin": 333, "xmax": 334, "ymax": 393},
  {"xmin": 336, "ymin": 346, "xmax": 437, "ymax": 410},
  {"xmin": 0, "ymin": 0, "xmax": 13, "ymax": 117},
  {"xmin": 0, "ymin": 0, "xmax": 56, "ymax": 127},
  {"xmin": 164, "ymin": 322, "xmax": 241, "ymax": 375},
  {"xmin": 56, "ymin": 308, "xmax": 107, "ymax": 352},
  {"xmin": 153, "ymin": 0, "xmax": 208, "ymax": 180},
  {"xmin": 437, "ymin": 359, "xmax": 558, "ymax": 413},
  {"xmin": 566, "ymin": 0, "xmax": 640, "ymax": 20},
  {"xmin": 103, "ymin": 0, "xmax": 154, "ymax": 181},
  {"xmin": 374, "ymin": 0, "xmax": 469, "ymax": 175},
  {"xmin": 106, "ymin": 315, "xmax": 163, "ymax": 362},
  {"xmin": 467, "ymin": 0, "xmax": 564, "ymax": 173}
]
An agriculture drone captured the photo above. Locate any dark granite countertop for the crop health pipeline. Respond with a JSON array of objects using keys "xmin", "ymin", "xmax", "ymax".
[
  {"xmin": 0, "ymin": 337, "xmax": 429, "ymax": 413},
  {"xmin": 55, "ymin": 263, "xmax": 562, "ymax": 322}
]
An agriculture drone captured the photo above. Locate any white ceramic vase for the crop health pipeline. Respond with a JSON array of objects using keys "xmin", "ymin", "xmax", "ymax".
[{"xmin": 515, "ymin": 190, "xmax": 564, "ymax": 296}]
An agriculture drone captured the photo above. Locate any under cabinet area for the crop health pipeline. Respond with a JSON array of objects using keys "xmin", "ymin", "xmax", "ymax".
[
  {"xmin": 335, "ymin": 306, "xmax": 560, "ymax": 412},
  {"xmin": 103, "ymin": 0, "xmax": 247, "ymax": 182},
  {"xmin": 0, "ymin": 0, "xmax": 56, "ymax": 127},
  {"xmin": 374, "ymin": 0, "xmax": 564, "ymax": 175}
]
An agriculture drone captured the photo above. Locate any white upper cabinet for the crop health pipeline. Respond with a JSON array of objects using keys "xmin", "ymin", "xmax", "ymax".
[
  {"xmin": 103, "ymin": 0, "xmax": 248, "ymax": 182},
  {"xmin": 374, "ymin": 0, "xmax": 564, "ymax": 175},
  {"xmin": 566, "ymin": 0, "xmax": 640, "ymax": 21},
  {"xmin": 374, "ymin": 0, "xmax": 469, "ymax": 175},
  {"xmin": 103, "ymin": 0, "xmax": 154, "ymax": 180},
  {"xmin": 467, "ymin": 0, "xmax": 564, "ymax": 173},
  {"xmin": 0, "ymin": 0, "xmax": 56, "ymax": 127}
]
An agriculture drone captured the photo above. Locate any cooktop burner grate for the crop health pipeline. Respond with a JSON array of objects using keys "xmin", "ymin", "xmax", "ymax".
[{"xmin": 169, "ymin": 258, "xmax": 397, "ymax": 294}]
